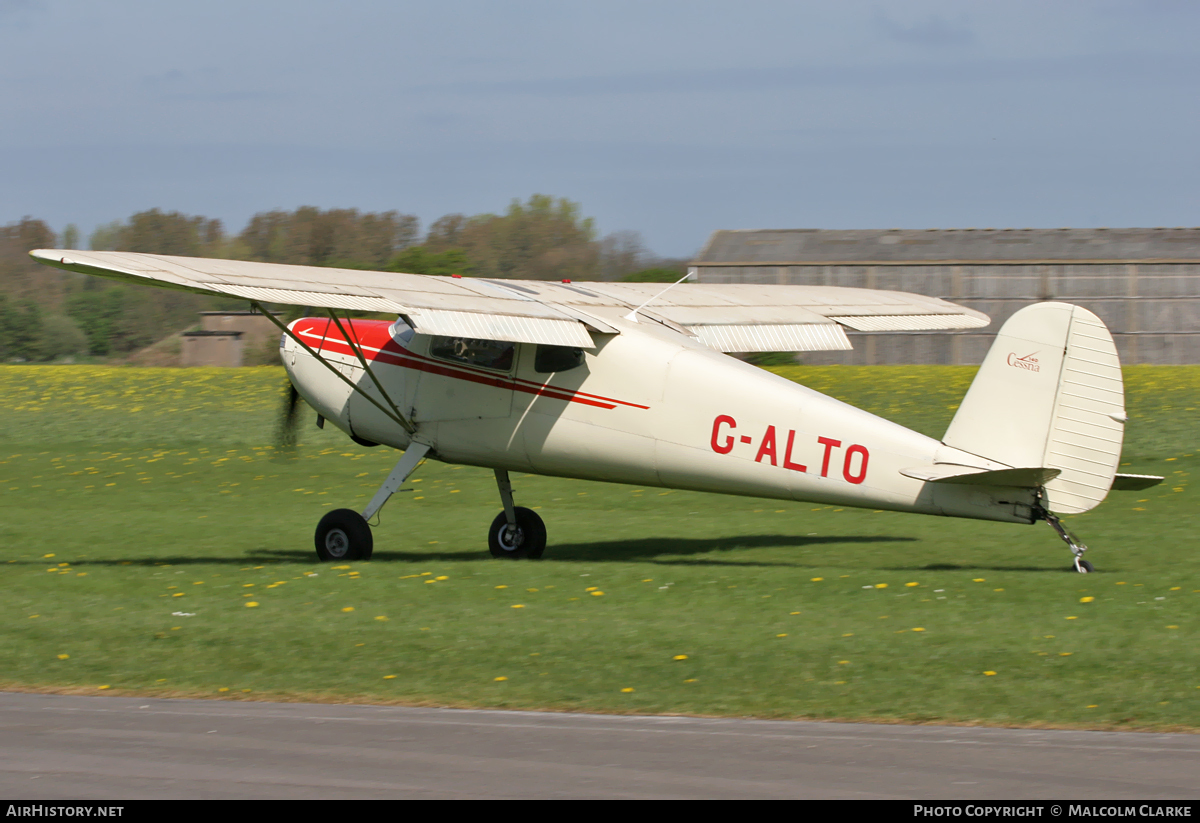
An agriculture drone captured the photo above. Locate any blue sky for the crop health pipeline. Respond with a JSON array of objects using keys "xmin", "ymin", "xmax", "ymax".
[{"xmin": 2, "ymin": 0, "xmax": 1197, "ymax": 257}]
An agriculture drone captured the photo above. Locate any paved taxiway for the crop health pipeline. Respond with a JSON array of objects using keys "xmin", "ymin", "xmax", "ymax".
[{"xmin": 1, "ymin": 692, "xmax": 1196, "ymax": 799}]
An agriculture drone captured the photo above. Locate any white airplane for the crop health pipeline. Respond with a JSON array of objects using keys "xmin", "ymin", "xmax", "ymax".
[{"xmin": 32, "ymin": 249, "xmax": 1162, "ymax": 572}]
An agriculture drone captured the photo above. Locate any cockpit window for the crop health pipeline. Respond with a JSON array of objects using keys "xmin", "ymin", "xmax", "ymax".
[
  {"xmin": 429, "ymin": 336, "xmax": 515, "ymax": 372},
  {"xmin": 534, "ymin": 345, "xmax": 585, "ymax": 374},
  {"xmin": 390, "ymin": 319, "xmax": 415, "ymax": 346}
]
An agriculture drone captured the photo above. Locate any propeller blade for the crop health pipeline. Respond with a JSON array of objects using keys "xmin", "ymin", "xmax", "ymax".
[{"xmin": 277, "ymin": 381, "xmax": 301, "ymax": 449}]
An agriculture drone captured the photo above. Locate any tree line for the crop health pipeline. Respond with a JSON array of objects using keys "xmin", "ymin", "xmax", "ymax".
[{"xmin": 0, "ymin": 196, "xmax": 686, "ymax": 363}]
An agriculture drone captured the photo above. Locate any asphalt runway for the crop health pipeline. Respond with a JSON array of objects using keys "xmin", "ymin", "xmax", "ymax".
[{"xmin": 1, "ymin": 692, "xmax": 1197, "ymax": 799}]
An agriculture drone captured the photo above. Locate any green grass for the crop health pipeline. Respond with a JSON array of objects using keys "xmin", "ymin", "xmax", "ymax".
[{"xmin": 0, "ymin": 365, "xmax": 1196, "ymax": 729}]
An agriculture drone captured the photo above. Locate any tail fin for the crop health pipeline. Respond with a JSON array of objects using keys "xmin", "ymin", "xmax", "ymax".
[{"xmin": 942, "ymin": 302, "xmax": 1125, "ymax": 514}]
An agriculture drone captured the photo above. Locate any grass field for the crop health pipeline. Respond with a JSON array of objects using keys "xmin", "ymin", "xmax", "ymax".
[{"xmin": 0, "ymin": 364, "xmax": 1196, "ymax": 729}]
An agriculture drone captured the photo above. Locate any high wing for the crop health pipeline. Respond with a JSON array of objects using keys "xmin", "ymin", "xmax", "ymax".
[{"xmin": 30, "ymin": 249, "xmax": 989, "ymax": 351}]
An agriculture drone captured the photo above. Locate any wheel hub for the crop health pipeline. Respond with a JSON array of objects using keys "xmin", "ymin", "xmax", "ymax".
[{"xmin": 325, "ymin": 527, "xmax": 350, "ymax": 558}]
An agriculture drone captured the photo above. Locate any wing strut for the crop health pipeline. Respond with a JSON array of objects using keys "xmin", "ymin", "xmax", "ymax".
[
  {"xmin": 324, "ymin": 309, "xmax": 415, "ymax": 435},
  {"xmin": 252, "ymin": 302, "xmax": 416, "ymax": 436}
]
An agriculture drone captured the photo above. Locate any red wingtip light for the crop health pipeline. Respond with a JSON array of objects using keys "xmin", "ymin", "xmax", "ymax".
[
  {"xmin": 561, "ymin": 279, "xmax": 571, "ymax": 283},
  {"xmin": 451, "ymin": 273, "xmax": 462, "ymax": 278}
]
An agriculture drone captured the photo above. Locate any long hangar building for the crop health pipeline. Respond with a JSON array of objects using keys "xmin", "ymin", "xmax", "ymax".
[{"xmin": 691, "ymin": 228, "xmax": 1200, "ymax": 365}]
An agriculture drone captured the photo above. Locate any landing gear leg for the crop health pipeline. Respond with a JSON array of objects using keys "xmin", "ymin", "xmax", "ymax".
[
  {"xmin": 489, "ymin": 469, "xmax": 546, "ymax": 559},
  {"xmin": 1041, "ymin": 510, "xmax": 1094, "ymax": 573},
  {"xmin": 313, "ymin": 442, "xmax": 430, "ymax": 563}
]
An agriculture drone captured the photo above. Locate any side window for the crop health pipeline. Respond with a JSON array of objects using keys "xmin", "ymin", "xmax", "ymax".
[
  {"xmin": 429, "ymin": 336, "xmax": 515, "ymax": 372},
  {"xmin": 534, "ymin": 345, "xmax": 585, "ymax": 374}
]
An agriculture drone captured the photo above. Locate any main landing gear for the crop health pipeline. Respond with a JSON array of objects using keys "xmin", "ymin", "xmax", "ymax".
[
  {"xmin": 311, "ymin": 448, "xmax": 547, "ymax": 562},
  {"xmin": 488, "ymin": 469, "xmax": 546, "ymax": 560},
  {"xmin": 1036, "ymin": 501, "xmax": 1094, "ymax": 573}
]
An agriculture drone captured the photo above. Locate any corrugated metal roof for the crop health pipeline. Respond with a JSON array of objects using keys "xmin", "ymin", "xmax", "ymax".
[{"xmin": 693, "ymin": 228, "xmax": 1200, "ymax": 265}]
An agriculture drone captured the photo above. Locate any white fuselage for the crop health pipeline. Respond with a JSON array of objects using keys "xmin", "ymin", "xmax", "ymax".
[{"xmin": 282, "ymin": 313, "xmax": 1036, "ymax": 525}]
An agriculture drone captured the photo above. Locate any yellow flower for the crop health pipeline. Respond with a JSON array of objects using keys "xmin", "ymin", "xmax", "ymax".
[
  {"xmin": 57, "ymin": 654, "xmax": 69, "ymax": 660},
  {"xmin": 673, "ymin": 654, "xmax": 688, "ymax": 660},
  {"xmin": 98, "ymin": 685, "xmax": 111, "ymax": 690},
  {"xmin": 983, "ymin": 671, "xmax": 996, "ymax": 676},
  {"xmin": 245, "ymin": 602, "xmax": 259, "ymax": 607},
  {"xmin": 590, "ymin": 591, "xmax": 604, "ymax": 597},
  {"xmin": 375, "ymin": 616, "xmax": 387, "ymax": 621},
  {"xmin": 912, "ymin": 627, "xmax": 926, "ymax": 632},
  {"xmin": 218, "ymin": 687, "xmax": 229, "ymax": 692},
  {"xmin": 905, "ymin": 582, "xmax": 919, "ymax": 587},
  {"xmin": 777, "ymin": 633, "xmax": 788, "ymax": 638},
  {"xmin": 973, "ymin": 578, "xmax": 985, "ymax": 583},
  {"xmin": 494, "ymin": 676, "xmax": 507, "ymax": 682},
  {"xmin": 875, "ymin": 583, "xmax": 888, "ymax": 589},
  {"xmin": 435, "ymin": 576, "xmax": 449, "ymax": 581},
  {"xmin": 1066, "ymin": 616, "xmax": 1077, "ymax": 620},
  {"xmin": 383, "ymin": 675, "xmax": 397, "ymax": 679},
  {"xmin": 621, "ymin": 687, "xmax": 634, "ymax": 693},
  {"xmin": 585, "ymin": 586, "xmax": 598, "ymax": 592},
  {"xmin": 810, "ymin": 577, "xmax": 824, "ymax": 582},
  {"xmin": 495, "ymin": 585, "xmax": 508, "ymax": 589},
  {"xmin": 512, "ymin": 604, "xmax": 525, "ymax": 609},
  {"xmin": 790, "ymin": 611, "xmax": 801, "ymax": 615},
  {"xmin": 1080, "ymin": 596, "xmax": 1094, "ymax": 603},
  {"xmin": 342, "ymin": 607, "xmax": 354, "ymax": 612}
]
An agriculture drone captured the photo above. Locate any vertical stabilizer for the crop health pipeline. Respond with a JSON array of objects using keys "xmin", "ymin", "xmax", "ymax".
[{"xmin": 942, "ymin": 302, "xmax": 1124, "ymax": 514}]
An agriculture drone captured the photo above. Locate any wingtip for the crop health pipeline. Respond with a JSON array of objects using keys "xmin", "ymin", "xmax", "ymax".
[{"xmin": 29, "ymin": 249, "xmax": 72, "ymax": 265}]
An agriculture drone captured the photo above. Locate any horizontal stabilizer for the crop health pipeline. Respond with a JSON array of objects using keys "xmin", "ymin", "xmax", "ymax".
[
  {"xmin": 1110, "ymin": 473, "xmax": 1165, "ymax": 491},
  {"xmin": 900, "ymin": 465, "xmax": 1062, "ymax": 487}
]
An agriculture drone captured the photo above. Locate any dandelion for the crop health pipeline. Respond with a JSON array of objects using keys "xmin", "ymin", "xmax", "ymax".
[
  {"xmin": 810, "ymin": 577, "xmax": 824, "ymax": 582},
  {"xmin": 684, "ymin": 679, "xmax": 697, "ymax": 683},
  {"xmin": 98, "ymin": 685, "xmax": 111, "ymax": 690},
  {"xmin": 912, "ymin": 627, "xmax": 926, "ymax": 632},
  {"xmin": 435, "ymin": 576, "xmax": 448, "ymax": 581},
  {"xmin": 905, "ymin": 582, "xmax": 919, "ymax": 587},
  {"xmin": 57, "ymin": 654, "xmax": 69, "ymax": 660},
  {"xmin": 383, "ymin": 675, "xmax": 397, "ymax": 680},
  {"xmin": 585, "ymin": 586, "xmax": 598, "ymax": 592},
  {"xmin": 1066, "ymin": 616, "xmax": 1078, "ymax": 620},
  {"xmin": 790, "ymin": 611, "xmax": 801, "ymax": 615},
  {"xmin": 495, "ymin": 585, "xmax": 508, "ymax": 589},
  {"xmin": 1080, "ymin": 596, "xmax": 1094, "ymax": 603},
  {"xmin": 590, "ymin": 591, "xmax": 604, "ymax": 597},
  {"xmin": 245, "ymin": 602, "xmax": 259, "ymax": 608},
  {"xmin": 983, "ymin": 671, "xmax": 996, "ymax": 676},
  {"xmin": 621, "ymin": 687, "xmax": 634, "ymax": 693},
  {"xmin": 512, "ymin": 604, "xmax": 525, "ymax": 609},
  {"xmin": 218, "ymin": 688, "xmax": 229, "ymax": 693},
  {"xmin": 973, "ymin": 578, "xmax": 985, "ymax": 583},
  {"xmin": 375, "ymin": 616, "xmax": 387, "ymax": 621},
  {"xmin": 494, "ymin": 676, "xmax": 508, "ymax": 682},
  {"xmin": 673, "ymin": 655, "xmax": 688, "ymax": 661}
]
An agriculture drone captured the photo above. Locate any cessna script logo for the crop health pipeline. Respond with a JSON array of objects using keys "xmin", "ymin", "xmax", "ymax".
[{"xmin": 1006, "ymin": 351, "xmax": 1040, "ymax": 372}]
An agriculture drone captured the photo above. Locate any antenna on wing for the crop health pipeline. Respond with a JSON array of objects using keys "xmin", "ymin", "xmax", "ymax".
[{"xmin": 623, "ymin": 267, "xmax": 698, "ymax": 323}]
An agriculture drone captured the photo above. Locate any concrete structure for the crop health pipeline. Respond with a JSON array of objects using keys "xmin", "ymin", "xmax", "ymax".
[
  {"xmin": 692, "ymin": 228, "xmax": 1200, "ymax": 365},
  {"xmin": 180, "ymin": 311, "xmax": 281, "ymax": 367},
  {"xmin": 181, "ymin": 330, "xmax": 244, "ymax": 367}
]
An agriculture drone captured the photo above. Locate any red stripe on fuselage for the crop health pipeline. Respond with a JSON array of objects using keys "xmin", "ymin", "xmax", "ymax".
[{"xmin": 293, "ymin": 319, "xmax": 649, "ymax": 411}]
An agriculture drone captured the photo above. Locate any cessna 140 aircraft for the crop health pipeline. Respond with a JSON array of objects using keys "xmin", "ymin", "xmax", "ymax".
[{"xmin": 32, "ymin": 249, "xmax": 1162, "ymax": 571}]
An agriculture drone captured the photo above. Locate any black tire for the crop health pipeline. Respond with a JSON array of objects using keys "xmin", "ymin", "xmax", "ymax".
[
  {"xmin": 315, "ymin": 508, "xmax": 373, "ymax": 562},
  {"xmin": 1075, "ymin": 559, "xmax": 1095, "ymax": 573},
  {"xmin": 488, "ymin": 507, "xmax": 546, "ymax": 560}
]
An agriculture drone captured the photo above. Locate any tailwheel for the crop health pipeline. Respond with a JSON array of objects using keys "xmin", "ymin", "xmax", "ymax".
[
  {"xmin": 315, "ymin": 508, "xmax": 374, "ymax": 562},
  {"xmin": 488, "ymin": 507, "xmax": 546, "ymax": 560},
  {"xmin": 1075, "ymin": 558, "xmax": 1095, "ymax": 574}
]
